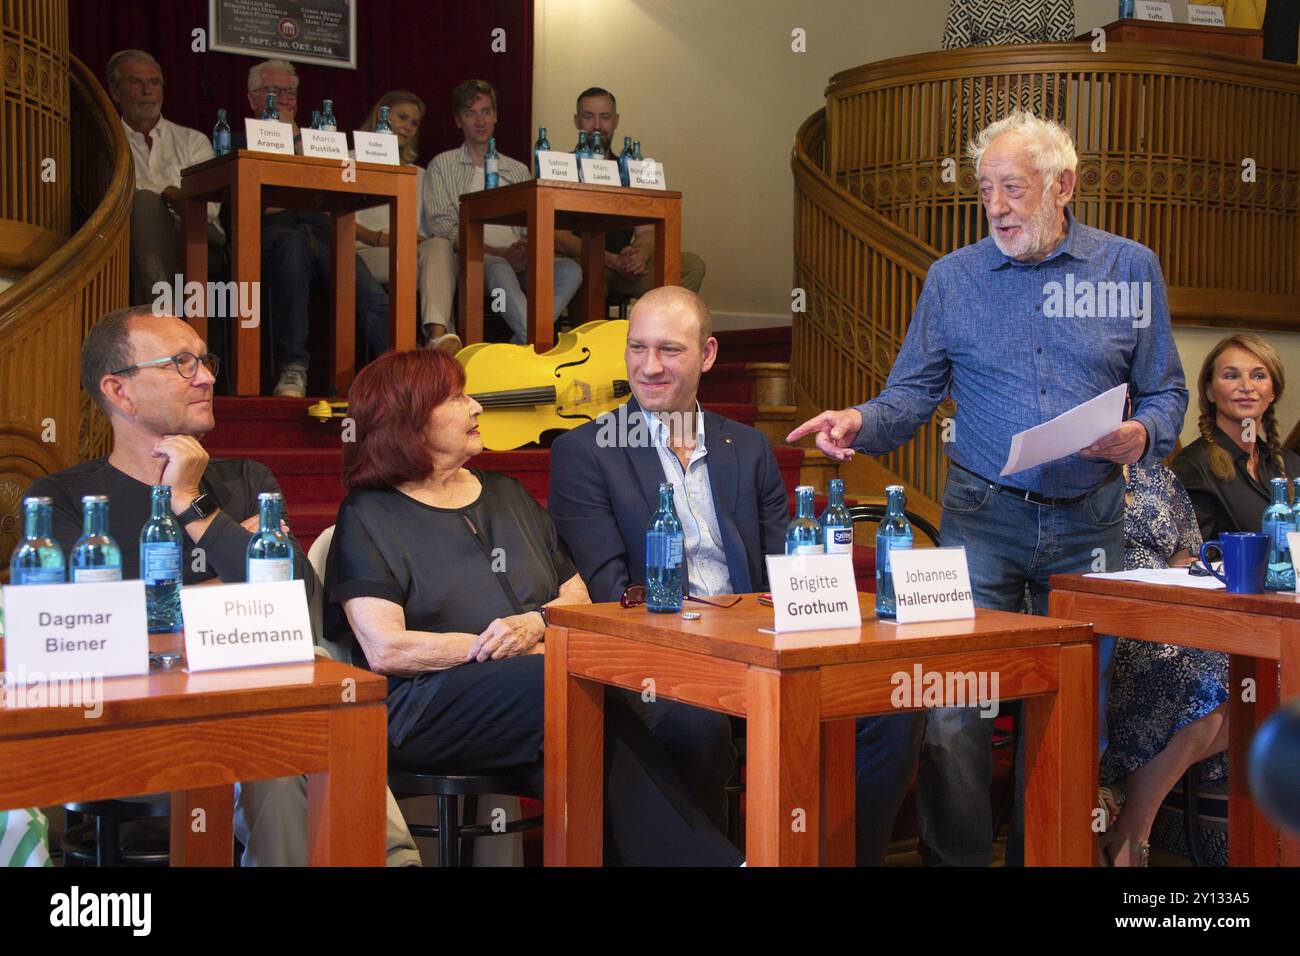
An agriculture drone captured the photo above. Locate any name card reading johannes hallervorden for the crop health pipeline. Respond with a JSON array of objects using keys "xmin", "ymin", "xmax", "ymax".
[
  {"xmin": 244, "ymin": 118, "xmax": 294, "ymax": 155},
  {"xmin": 764, "ymin": 553, "xmax": 861, "ymax": 633},
  {"xmin": 1, "ymin": 580, "xmax": 149, "ymax": 681},
  {"xmin": 887, "ymin": 547, "xmax": 975, "ymax": 624},
  {"xmin": 180, "ymin": 580, "xmax": 314, "ymax": 672},
  {"xmin": 352, "ymin": 131, "xmax": 400, "ymax": 165}
]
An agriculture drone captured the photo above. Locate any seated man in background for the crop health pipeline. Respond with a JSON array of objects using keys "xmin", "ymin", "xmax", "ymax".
[
  {"xmin": 548, "ymin": 286, "xmax": 920, "ymax": 863},
  {"xmin": 423, "ymin": 78, "xmax": 582, "ymax": 344},
  {"xmin": 244, "ymin": 59, "xmax": 391, "ymax": 397},
  {"xmin": 23, "ymin": 305, "xmax": 418, "ymax": 866},
  {"xmin": 552, "ymin": 87, "xmax": 706, "ymax": 298},
  {"xmin": 108, "ymin": 49, "xmax": 226, "ymax": 305}
]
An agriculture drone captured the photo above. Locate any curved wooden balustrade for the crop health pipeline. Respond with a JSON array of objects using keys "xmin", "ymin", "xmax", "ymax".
[
  {"xmin": 793, "ymin": 42, "xmax": 1300, "ymax": 512},
  {"xmin": 0, "ymin": 53, "xmax": 130, "ymax": 574}
]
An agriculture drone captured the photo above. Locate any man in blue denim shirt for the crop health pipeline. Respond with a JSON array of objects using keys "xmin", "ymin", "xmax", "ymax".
[{"xmin": 790, "ymin": 111, "xmax": 1188, "ymax": 865}]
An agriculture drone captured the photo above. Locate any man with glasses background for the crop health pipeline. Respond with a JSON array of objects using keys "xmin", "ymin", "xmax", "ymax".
[
  {"xmin": 242, "ymin": 59, "xmax": 391, "ymax": 397},
  {"xmin": 23, "ymin": 305, "xmax": 421, "ymax": 866}
]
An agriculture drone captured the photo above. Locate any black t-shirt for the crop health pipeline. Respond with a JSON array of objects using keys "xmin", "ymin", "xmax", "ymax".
[
  {"xmin": 1170, "ymin": 426, "xmax": 1300, "ymax": 542},
  {"xmin": 325, "ymin": 469, "xmax": 578, "ymax": 746},
  {"xmin": 23, "ymin": 457, "xmax": 316, "ymax": 601}
]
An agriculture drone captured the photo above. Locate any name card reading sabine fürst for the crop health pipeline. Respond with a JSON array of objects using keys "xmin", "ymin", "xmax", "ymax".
[
  {"xmin": 887, "ymin": 547, "xmax": 976, "ymax": 624},
  {"xmin": 352, "ymin": 130, "xmax": 400, "ymax": 165},
  {"xmin": 764, "ymin": 553, "xmax": 861, "ymax": 632},
  {"xmin": 580, "ymin": 157, "xmax": 621, "ymax": 186},
  {"xmin": 180, "ymin": 579, "xmax": 314, "ymax": 672},
  {"xmin": 536, "ymin": 150, "xmax": 580, "ymax": 182},
  {"xmin": 1, "ymin": 580, "xmax": 149, "ymax": 681},
  {"xmin": 300, "ymin": 128, "xmax": 348, "ymax": 159},
  {"xmin": 244, "ymin": 118, "xmax": 294, "ymax": 155}
]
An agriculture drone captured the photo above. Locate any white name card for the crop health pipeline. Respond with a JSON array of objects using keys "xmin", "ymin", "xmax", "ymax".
[
  {"xmin": 353, "ymin": 130, "xmax": 400, "ymax": 165},
  {"xmin": 888, "ymin": 547, "xmax": 976, "ymax": 624},
  {"xmin": 180, "ymin": 580, "xmax": 315, "ymax": 672},
  {"xmin": 244, "ymin": 118, "xmax": 295, "ymax": 155},
  {"xmin": 1286, "ymin": 533, "xmax": 1300, "ymax": 591},
  {"xmin": 764, "ymin": 553, "xmax": 862, "ymax": 633},
  {"xmin": 537, "ymin": 150, "xmax": 580, "ymax": 182},
  {"xmin": 1, "ymin": 580, "xmax": 149, "ymax": 681},
  {"xmin": 580, "ymin": 157, "xmax": 622, "ymax": 186},
  {"xmin": 1187, "ymin": 4, "xmax": 1226, "ymax": 26},
  {"xmin": 1134, "ymin": 1, "xmax": 1173, "ymax": 22},
  {"xmin": 627, "ymin": 159, "xmax": 666, "ymax": 189},
  {"xmin": 300, "ymin": 128, "xmax": 349, "ymax": 159}
]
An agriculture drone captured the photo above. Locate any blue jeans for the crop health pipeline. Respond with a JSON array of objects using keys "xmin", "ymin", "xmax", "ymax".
[
  {"xmin": 262, "ymin": 210, "xmax": 389, "ymax": 369},
  {"xmin": 916, "ymin": 464, "xmax": 1124, "ymax": 866},
  {"xmin": 481, "ymin": 255, "xmax": 584, "ymax": 344},
  {"xmin": 856, "ymin": 713, "xmax": 925, "ymax": 865}
]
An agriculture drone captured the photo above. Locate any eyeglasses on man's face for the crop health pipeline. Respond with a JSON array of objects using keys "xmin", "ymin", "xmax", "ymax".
[
  {"xmin": 110, "ymin": 352, "xmax": 220, "ymax": 380},
  {"xmin": 254, "ymin": 85, "xmax": 298, "ymax": 100},
  {"xmin": 619, "ymin": 585, "xmax": 742, "ymax": 609}
]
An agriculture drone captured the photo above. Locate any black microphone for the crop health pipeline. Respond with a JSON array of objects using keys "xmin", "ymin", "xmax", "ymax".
[{"xmin": 1249, "ymin": 697, "xmax": 1300, "ymax": 835}]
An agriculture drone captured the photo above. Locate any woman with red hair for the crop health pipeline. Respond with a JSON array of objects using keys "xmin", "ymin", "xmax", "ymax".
[{"xmin": 324, "ymin": 349, "xmax": 741, "ymax": 865}]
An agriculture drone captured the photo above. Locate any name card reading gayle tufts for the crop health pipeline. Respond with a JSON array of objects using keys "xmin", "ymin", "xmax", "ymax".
[
  {"xmin": 180, "ymin": 580, "xmax": 314, "ymax": 671},
  {"xmin": 764, "ymin": 553, "xmax": 861, "ymax": 632}
]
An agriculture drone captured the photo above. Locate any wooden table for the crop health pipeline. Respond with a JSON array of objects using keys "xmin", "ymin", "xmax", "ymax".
[
  {"xmin": 180, "ymin": 150, "xmax": 419, "ymax": 397},
  {"xmin": 0, "ymin": 634, "xmax": 388, "ymax": 865},
  {"xmin": 457, "ymin": 179, "xmax": 682, "ymax": 351},
  {"xmin": 1050, "ymin": 574, "xmax": 1300, "ymax": 866},
  {"xmin": 544, "ymin": 595, "xmax": 1096, "ymax": 866},
  {"xmin": 1078, "ymin": 19, "xmax": 1263, "ymax": 58}
]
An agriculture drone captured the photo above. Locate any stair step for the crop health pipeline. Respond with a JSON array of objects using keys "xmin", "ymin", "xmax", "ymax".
[
  {"xmin": 713, "ymin": 327, "xmax": 792, "ymax": 364},
  {"xmin": 747, "ymin": 362, "xmax": 791, "ymax": 407},
  {"xmin": 698, "ymin": 363, "xmax": 753, "ymax": 404}
]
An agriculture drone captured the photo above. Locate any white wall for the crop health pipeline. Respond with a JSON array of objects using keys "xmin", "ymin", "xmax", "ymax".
[{"xmin": 533, "ymin": 0, "xmax": 1300, "ymax": 441}]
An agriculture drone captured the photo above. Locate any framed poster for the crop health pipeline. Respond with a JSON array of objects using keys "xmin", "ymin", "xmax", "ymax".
[{"xmin": 209, "ymin": 0, "xmax": 357, "ymax": 69}]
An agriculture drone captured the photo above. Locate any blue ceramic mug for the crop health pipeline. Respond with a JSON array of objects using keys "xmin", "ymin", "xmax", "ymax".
[{"xmin": 1199, "ymin": 532, "xmax": 1269, "ymax": 594}]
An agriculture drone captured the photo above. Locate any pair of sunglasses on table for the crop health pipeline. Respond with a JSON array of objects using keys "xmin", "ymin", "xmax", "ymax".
[{"xmin": 619, "ymin": 585, "xmax": 742, "ymax": 609}]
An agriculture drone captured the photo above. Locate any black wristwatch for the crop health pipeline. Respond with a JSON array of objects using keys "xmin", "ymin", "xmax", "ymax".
[
  {"xmin": 537, "ymin": 606, "xmax": 550, "ymax": 627},
  {"xmin": 177, "ymin": 492, "xmax": 215, "ymax": 526}
]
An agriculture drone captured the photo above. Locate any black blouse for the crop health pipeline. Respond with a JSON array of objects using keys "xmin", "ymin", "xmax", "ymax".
[
  {"xmin": 1169, "ymin": 425, "xmax": 1300, "ymax": 543},
  {"xmin": 324, "ymin": 470, "xmax": 578, "ymax": 746}
]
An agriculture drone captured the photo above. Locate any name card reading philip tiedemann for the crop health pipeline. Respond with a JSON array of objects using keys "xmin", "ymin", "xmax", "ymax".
[
  {"xmin": 244, "ymin": 118, "xmax": 294, "ymax": 155},
  {"xmin": 764, "ymin": 553, "xmax": 862, "ymax": 632},
  {"xmin": 887, "ymin": 547, "xmax": 976, "ymax": 624},
  {"xmin": 1, "ymin": 580, "xmax": 149, "ymax": 680},
  {"xmin": 180, "ymin": 580, "xmax": 314, "ymax": 672}
]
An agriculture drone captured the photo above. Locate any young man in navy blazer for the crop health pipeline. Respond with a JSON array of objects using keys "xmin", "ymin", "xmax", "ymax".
[{"xmin": 548, "ymin": 286, "xmax": 922, "ymax": 864}]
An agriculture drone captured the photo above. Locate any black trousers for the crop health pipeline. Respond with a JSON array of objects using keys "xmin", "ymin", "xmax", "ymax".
[{"xmin": 388, "ymin": 655, "xmax": 741, "ymax": 866}]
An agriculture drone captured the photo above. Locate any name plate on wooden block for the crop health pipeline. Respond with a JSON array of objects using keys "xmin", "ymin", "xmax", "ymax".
[
  {"xmin": 888, "ymin": 547, "xmax": 976, "ymax": 624},
  {"xmin": 1, "ymin": 580, "xmax": 149, "ymax": 681},
  {"xmin": 300, "ymin": 129, "xmax": 349, "ymax": 159},
  {"xmin": 537, "ymin": 150, "xmax": 579, "ymax": 181},
  {"xmin": 1187, "ymin": 4, "xmax": 1226, "ymax": 26},
  {"xmin": 180, "ymin": 580, "xmax": 315, "ymax": 672},
  {"xmin": 580, "ymin": 157, "xmax": 621, "ymax": 186},
  {"xmin": 627, "ymin": 159, "xmax": 666, "ymax": 189},
  {"xmin": 764, "ymin": 553, "xmax": 861, "ymax": 632},
  {"xmin": 244, "ymin": 118, "xmax": 295, "ymax": 155},
  {"xmin": 1134, "ymin": 1, "xmax": 1173, "ymax": 21},
  {"xmin": 353, "ymin": 131, "xmax": 400, "ymax": 165}
]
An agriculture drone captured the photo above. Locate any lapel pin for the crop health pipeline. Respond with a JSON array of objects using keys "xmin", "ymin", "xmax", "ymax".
[{"xmin": 725, "ymin": 437, "xmax": 733, "ymax": 444}]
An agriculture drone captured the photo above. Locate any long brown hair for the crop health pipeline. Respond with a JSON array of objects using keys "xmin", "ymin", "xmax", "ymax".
[
  {"xmin": 1195, "ymin": 333, "xmax": 1287, "ymax": 481},
  {"xmin": 359, "ymin": 90, "xmax": 426, "ymax": 165}
]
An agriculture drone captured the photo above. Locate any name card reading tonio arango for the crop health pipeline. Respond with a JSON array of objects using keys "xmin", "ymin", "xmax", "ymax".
[
  {"xmin": 244, "ymin": 118, "xmax": 294, "ymax": 155},
  {"xmin": 1, "ymin": 580, "xmax": 149, "ymax": 680},
  {"xmin": 764, "ymin": 553, "xmax": 861, "ymax": 632},
  {"xmin": 180, "ymin": 580, "xmax": 314, "ymax": 671},
  {"xmin": 887, "ymin": 547, "xmax": 976, "ymax": 624}
]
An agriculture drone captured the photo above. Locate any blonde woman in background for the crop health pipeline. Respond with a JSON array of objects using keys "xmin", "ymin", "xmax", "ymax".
[{"xmin": 355, "ymin": 91, "xmax": 461, "ymax": 354}]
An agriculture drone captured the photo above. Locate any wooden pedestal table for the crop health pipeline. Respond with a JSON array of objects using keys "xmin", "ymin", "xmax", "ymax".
[
  {"xmin": 180, "ymin": 150, "xmax": 419, "ymax": 396},
  {"xmin": 543, "ymin": 596, "xmax": 1096, "ymax": 867},
  {"xmin": 1079, "ymin": 19, "xmax": 1264, "ymax": 58},
  {"xmin": 457, "ymin": 180, "xmax": 682, "ymax": 351},
  {"xmin": 1049, "ymin": 574, "xmax": 1300, "ymax": 866},
  {"xmin": 0, "ymin": 635, "xmax": 388, "ymax": 866}
]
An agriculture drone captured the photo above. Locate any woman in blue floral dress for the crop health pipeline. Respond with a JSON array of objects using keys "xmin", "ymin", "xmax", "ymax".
[{"xmin": 1100, "ymin": 461, "xmax": 1228, "ymax": 866}]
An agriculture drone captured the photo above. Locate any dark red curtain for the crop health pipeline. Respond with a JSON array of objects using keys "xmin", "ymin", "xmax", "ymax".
[{"xmin": 69, "ymin": 0, "xmax": 534, "ymax": 165}]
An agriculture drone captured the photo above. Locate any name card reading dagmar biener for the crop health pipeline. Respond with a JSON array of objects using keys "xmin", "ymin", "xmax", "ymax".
[
  {"xmin": 764, "ymin": 553, "xmax": 862, "ymax": 632},
  {"xmin": 180, "ymin": 579, "xmax": 315, "ymax": 672},
  {"xmin": 1, "ymin": 579, "xmax": 149, "ymax": 681}
]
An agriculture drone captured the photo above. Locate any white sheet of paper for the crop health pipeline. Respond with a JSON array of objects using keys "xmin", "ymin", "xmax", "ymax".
[
  {"xmin": 1083, "ymin": 568, "xmax": 1224, "ymax": 590},
  {"xmin": 1001, "ymin": 383, "xmax": 1128, "ymax": 477}
]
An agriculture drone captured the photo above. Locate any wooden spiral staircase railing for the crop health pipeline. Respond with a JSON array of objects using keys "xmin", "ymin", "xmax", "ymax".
[
  {"xmin": 792, "ymin": 42, "xmax": 1300, "ymax": 516},
  {"xmin": 0, "ymin": 53, "xmax": 131, "ymax": 575}
]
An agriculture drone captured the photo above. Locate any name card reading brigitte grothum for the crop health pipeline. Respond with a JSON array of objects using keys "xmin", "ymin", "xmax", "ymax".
[
  {"xmin": 1, "ymin": 580, "xmax": 149, "ymax": 681},
  {"xmin": 179, "ymin": 580, "xmax": 314, "ymax": 672},
  {"xmin": 764, "ymin": 553, "xmax": 862, "ymax": 632},
  {"xmin": 887, "ymin": 547, "xmax": 976, "ymax": 624}
]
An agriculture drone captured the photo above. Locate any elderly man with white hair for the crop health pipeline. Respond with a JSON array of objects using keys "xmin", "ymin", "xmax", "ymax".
[{"xmin": 789, "ymin": 110, "xmax": 1188, "ymax": 866}]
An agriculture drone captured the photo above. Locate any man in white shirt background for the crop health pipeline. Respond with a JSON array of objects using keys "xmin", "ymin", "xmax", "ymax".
[{"xmin": 108, "ymin": 49, "xmax": 226, "ymax": 306}]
